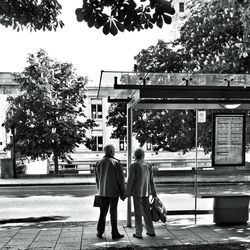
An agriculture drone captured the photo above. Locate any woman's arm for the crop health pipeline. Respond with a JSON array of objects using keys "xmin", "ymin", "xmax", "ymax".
[{"xmin": 124, "ymin": 163, "xmax": 136, "ymax": 197}]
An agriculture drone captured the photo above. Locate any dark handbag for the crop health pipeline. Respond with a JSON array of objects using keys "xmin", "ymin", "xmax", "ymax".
[
  {"xmin": 150, "ymin": 196, "xmax": 167, "ymax": 223},
  {"xmin": 150, "ymin": 204, "xmax": 160, "ymax": 222},
  {"xmin": 93, "ymin": 195, "xmax": 101, "ymax": 207}
]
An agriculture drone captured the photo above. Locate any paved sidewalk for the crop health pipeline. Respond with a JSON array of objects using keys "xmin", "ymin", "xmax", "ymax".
[
  {"xmin": 1, "ymin": 220, "xmax": 250, "ymax": 250},
  {"xmin": 0, "ymin": 176, "xmax": 96, "ymax": 186}
]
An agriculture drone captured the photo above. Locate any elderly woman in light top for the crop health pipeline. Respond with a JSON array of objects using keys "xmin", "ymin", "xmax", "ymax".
[{"xmin": 124, "ymin": 148, "xmax": 157, "ymax": 239}]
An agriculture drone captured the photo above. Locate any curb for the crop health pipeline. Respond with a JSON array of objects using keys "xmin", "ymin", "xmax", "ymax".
[{"xmin": 0, "ymin": 180, "xmax": 250, "ymax": 187}]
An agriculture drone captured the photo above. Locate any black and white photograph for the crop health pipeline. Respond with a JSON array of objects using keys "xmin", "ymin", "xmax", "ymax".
[{"xmin": 1, "ymin": 0, "xmax": 250, "ymax": 249}]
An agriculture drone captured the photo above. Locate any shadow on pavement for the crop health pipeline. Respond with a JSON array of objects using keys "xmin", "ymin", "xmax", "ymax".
[
  {"xmin": 0, "ymin": 215, "xmax": 68, "ymax": 224},
  {"xmin": 164, "ymin": 243, "xmax": 250, "ymax": 250}
]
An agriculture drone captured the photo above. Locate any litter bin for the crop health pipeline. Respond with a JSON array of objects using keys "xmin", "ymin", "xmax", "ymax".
[
  {"xmin": 1, "ymin": 158, "xmax": 14, "ymax": 179},
  {"xmin": 214, "ymin": 195, "xmax": 250, "ymax": 225}
]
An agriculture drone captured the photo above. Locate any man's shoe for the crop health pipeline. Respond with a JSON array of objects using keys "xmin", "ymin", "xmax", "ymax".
[
  {"xmin": 133, "ymin": 234, "xmax": 143, "ymax": 239},
  {"xmin": 97, "ymin": 233, "xmax": 103, "ymax": 238},
  {"xmin": 112, "ymin": 233, "xmax": 124, "ymax": 240},
  {"xmin": 146, "ymin": 232, "xmax": 156, "ymax": 237}
]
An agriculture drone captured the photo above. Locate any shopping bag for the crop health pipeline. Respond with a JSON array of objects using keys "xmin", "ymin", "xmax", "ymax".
[
  {"xmin": 150, "ymin": 197, "xmax": 167, "ymax": 223},
  {"xmin": 93, "ymin": 195, "xmax": 101, "ymax": 207},
  {"xmin": 150, "ymin": 205, "xmax": 160, "ymax": 222}
]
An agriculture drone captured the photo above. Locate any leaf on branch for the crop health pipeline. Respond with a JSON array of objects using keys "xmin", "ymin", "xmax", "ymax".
[
  {"xmin": 0, "ymin": 0, "xmax": 64, "ymax": 31},
  {"xmin": 75, "ymin": 8, "xmax": 85, "ymax": 22},
  {"xmin": 75, "ymin": 0, "xmax": 175, "ymax": 35}
]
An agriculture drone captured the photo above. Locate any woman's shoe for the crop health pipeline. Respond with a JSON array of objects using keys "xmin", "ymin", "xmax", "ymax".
[
  {"xmin": 112, "ymin": 233, "xmax": 124, "ymax": 240},
  {"xmin": 133, "ymin": 234, "xmax": 143, "ymax": 239},
  {"xmin": 146, "ymin": 232, "xmax": 156, "ymax": 237}
]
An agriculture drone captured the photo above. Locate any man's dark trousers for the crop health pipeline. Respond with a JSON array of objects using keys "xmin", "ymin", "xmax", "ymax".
[{"xmin": 97, "ymin": 197, "xmax": 119, "ymax": 236}]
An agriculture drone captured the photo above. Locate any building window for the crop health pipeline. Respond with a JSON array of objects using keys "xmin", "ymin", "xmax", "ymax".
[
  {"xmin": 146, "ymin": 143, "xmax": 152, "ymax": 151},
  {"xmin": 91, "ymin": 104, "xmax": 102, "ymax": 119},
  {"xmin": 179, "ymin": 2, "xmax": 184, "ymax": 12},
  {"xmin": 119, "ymin": 137, "xmax": 127, "ymax": 151},
  {"xmin": 92, "ymin": 136, "xmax": 103, "ymax": 151}
]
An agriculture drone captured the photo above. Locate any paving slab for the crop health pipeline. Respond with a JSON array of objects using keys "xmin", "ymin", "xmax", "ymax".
[{"xmin": 188, "ymin": 225, "xmax": 224, "ymax": 244}]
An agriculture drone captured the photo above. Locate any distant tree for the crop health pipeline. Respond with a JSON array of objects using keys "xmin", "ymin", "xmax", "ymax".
[
  {"xmin": 134, "ymin": 40, "xmax": 184, "ymax": 73},
  {"xmin": 220, "ymin": 0, "xmax": 250, "ymax": 59},
  {"xmin": 107, "ymin": 102, "xmax": 213, "ymax": 154},
  {"xmin": 2, "ymin": 49, "xmax": 96, "ymax": 174},
  {"xmin": 177, "ymin": 0, "xmax": 250, "ymax": 73}
]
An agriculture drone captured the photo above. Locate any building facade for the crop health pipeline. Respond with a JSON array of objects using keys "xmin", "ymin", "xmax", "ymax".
[
  {"xmin": 169, "ymin": 0, "xmax": 187, "ymax": 41},
  {"xmin": 0, "ymin": 73, "xmax": 20, "ymax": 159}
]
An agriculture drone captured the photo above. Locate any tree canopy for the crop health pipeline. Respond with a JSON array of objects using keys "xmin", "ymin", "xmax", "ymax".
[
  {"xmin": 0, "ymin": 0, "xmax": 64, "ymax": 31},
  {"xmin": 75, "ymin": 0, "xmax": 175, "ymax": 36},
  {"xmin": 107, "ymin": 0, "xmax": 250, "ymax": 154},
  {"xmin": 1, "ymin": 0, "xmax": 249, "ymax": 40},
  {"xmin": 0, "ymin": 0, "xmax": 175, "ymax": 35},
  {"xmin": 220, "ymin": 0, "xmax": 250, "ymax": 59},
  {"xmin": 2, "ymin": 49, "xmax": 96, "ymax": 173},
  {"xmin": 176, "ymin": 0, "xmax": 250, "ymax": 73}
]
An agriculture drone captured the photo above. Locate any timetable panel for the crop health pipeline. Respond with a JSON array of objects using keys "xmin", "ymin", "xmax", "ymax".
[{"xmin": 213, "ymin": 114, "xmax": 245, "ymax": 166}]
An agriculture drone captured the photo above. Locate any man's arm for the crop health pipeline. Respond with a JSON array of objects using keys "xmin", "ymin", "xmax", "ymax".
[
  {"xmin": 95, "ymin": 163, "xmax": 99, "ymax": 190},
  {"xmin": 116, "ymin": 162, "xmax": 125, "ymax": 197}
]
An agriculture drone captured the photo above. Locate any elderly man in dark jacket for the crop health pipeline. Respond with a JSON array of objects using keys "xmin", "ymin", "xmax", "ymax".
[{"xmin": 95, "ymin": 144, "xmax": 125, "ymax": 240}]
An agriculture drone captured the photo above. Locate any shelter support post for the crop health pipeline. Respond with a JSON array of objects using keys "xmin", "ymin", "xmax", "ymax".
[
  {"xmin": 126, "ymin": 91, "xmax": 140, "ymax": 227},
  {"xmin": 127, "ymin": 106, "xmax": 132, "ymax": 227},
  {"xmin": 195, "ymin": 109, "xmax": 198, "ymax": 224}
]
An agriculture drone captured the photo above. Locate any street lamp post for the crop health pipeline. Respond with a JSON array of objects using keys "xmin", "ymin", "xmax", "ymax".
[{"xmin": 11, "ymin": 126, "xmax": 17, "ymax": 178}]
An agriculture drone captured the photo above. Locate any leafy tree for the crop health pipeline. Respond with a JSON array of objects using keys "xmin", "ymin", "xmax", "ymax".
[
  {"xmin": 134, "ymin": 40, "xmax": 184, "ymax": 73},
  {"xmin": 0, "ymin": 0, "xmax": 175, "ymax": 35},
  {"xmin": 220, "ymin": 0, "xmax": 250, "ymax": 58},
  {"xmin": 2, "ymin": 0, "xmax": 249, "ymax": 41},
  {"xmin": 2, "ymin": 49, "xmax": 96, "ymax": 174},
  {"xmin": 107, "ymin": 101, "xmax": 213, "ymax": 154},
  {"xmin": 177, "ymin": 0, "xmax": 250, "ymax": 73},
  {"xmin": 75, "ymin": 0, "xmax": 175, "ymax": 36},
  {"xmin": 0, "ymin": 0, "xmax": 64, "ymax": 31},
  {"xmin": 107, "ymin": 0, "xmax": 249, "ymax": 154}
]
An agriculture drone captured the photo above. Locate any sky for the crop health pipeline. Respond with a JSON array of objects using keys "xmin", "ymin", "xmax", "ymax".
[{"xmin": 0, "ymin": 0, "xmax": 174, "ymax": 85}]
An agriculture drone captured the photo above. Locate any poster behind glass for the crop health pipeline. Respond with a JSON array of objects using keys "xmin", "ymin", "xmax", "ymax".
[{"xmin": 213, "ymin": 113, "xmax": 245, "ymax": 166}]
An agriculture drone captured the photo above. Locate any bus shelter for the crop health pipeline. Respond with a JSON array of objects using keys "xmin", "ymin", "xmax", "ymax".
[{"xmin": 98, "ymin": 71, "xmax": 250, "ymax": 226}]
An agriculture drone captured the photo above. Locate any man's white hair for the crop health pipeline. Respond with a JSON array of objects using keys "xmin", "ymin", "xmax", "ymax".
[{"xmin": 104, "ymin": 144, "xmax": 115, "ymax": 156}]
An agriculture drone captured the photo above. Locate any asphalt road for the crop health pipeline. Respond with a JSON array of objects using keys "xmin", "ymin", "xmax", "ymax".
[
  {"xmin": 0, "ymin": 183, "xmax": 250, "ymax": 197},
  {"xmin": 0, "ymin": 183, "xmax": 249, "ymax": 225}
]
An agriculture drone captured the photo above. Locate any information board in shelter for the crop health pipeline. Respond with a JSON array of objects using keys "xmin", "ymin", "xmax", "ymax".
[{"xmin": 213, "ymin": 114, "xmax": 245, "ymax": 166}]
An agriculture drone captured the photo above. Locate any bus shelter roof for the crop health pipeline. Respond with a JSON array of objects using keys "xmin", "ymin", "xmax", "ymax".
[{"xmin": 97, "ymin": 71, "xmax": 250, "ymax": 109}]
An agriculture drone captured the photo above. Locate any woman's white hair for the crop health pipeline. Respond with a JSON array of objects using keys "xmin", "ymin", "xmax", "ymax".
[{"xmin": 134, "ymin": 148, "xmax": 145, "ymax": 160}]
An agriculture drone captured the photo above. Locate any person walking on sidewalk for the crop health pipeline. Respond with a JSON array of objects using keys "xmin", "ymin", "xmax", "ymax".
[
  {"xmin": 124, "ymin": 148, "xmax": 157, "ymax": 239},
  {"xmin": 95, "ymin": 144, "xmax": 125, "ymax": 240}
]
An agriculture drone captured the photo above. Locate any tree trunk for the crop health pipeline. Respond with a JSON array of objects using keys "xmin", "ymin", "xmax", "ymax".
[
  {"xmin": 54, "ymin": 150, "xmax": 59, "ymax": 174},
  {"xmin": 11, "ymin": 127, "xmax": 17, "ymax": 178},
  {"xmin": 247, "ymin": 56, "xmax": 250, "ymax": 73}
]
